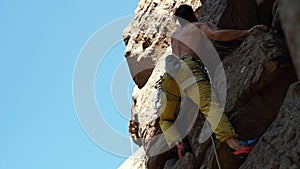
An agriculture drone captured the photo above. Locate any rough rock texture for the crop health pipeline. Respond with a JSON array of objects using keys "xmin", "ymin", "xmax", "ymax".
[
  {"xmin": 240, "ymin": 82, "xmax": 300, "ymax": 169},
  {"xmin": 129, "ymin": 53, "xmax": 170, "ymax": 146},
  {"xmin": 256, "ymin": 0, "xmax": 275, "ymax": 27},
  {"xmin": 271, "ymin": 0, "xmax": 283, "ymax": 35},
  {"xmin": 279, "ymin": 0, "xmax": 300, "ymax": 79},
  {"xmin": 123, "ymin": 0, "xmax": 300, "ymax": 168},
  {"xmin": 124, "ymin": 0, "xmax": 201, "ymax": 88}
]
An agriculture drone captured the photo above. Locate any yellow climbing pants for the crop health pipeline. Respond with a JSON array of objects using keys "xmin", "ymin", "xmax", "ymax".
[{"xmin": 159, "ymin": 57, "xmax": 237, "ymax": 146}]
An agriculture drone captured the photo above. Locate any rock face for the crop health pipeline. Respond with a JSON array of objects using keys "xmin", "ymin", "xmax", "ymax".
[
  {"xmin": 124, "ymin": 0, "xmax": 201, "ymax": 88},
  {"xmin": 279, "ymin": 0, "xmax": 300, "ymax": 79},
  {"xmin": 123, "ymin": 0, "xmax": 300, "ymax": 168},
  {"xmin": 240, "ymin": 82, "xmax": 300, "ymax": 169}
]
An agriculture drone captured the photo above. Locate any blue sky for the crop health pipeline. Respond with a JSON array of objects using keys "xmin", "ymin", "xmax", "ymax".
[{"xmin": 0, "ymin": 0, "xmax": 139, "ymax": 169}]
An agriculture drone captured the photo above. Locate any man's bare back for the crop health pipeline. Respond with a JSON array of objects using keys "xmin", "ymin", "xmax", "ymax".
[{"xmin": 171, "ymin": 22, "xmax": 207, "ymax": 59}]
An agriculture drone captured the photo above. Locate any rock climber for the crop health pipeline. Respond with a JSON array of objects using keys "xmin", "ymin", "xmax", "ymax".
[{"xmin": 158, "ymin": 4, "xmax": 268, "ymax": 157}]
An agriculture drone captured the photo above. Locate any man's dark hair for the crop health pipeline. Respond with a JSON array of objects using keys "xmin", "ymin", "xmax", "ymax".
[{"xmin": 174, "ymin": 4, "xmax": 197, "ymax": 25}]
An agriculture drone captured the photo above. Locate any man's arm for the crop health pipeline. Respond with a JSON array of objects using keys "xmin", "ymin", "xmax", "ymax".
[{"xmin": 198, "ymin": 23, "xmax": 268, "ymax": 42}]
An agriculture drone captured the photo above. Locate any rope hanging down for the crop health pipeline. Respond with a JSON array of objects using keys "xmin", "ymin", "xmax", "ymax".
[{"xmin": 211, "ymin": 136, "xmax": 222, "ymax": 169}]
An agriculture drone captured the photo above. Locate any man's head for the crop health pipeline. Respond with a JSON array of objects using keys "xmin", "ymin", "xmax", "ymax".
[{"xmin": 174, "ymin": 4, "xmax": 197, "ymax": 25}]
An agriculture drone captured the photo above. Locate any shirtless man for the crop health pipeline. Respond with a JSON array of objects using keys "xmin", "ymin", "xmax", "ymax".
[{"xmin": 158, "ymin": 4, "xmax": 268, "ymax": 152}]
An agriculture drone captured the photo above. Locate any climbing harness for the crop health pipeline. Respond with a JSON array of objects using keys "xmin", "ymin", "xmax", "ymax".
[
  {"xmin": 181, "ymin": 75, "xmax": 207, "ymax": 90},
  {"xmin": 180, "ymin": 56, "xmax": 210, "ymax": 90},
  {"xmin": 154, "ymin": 76, "xmax": 163, "ymax": 110}
]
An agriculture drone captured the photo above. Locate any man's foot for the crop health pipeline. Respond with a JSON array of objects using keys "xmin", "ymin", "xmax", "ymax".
[
  {"xmin": 232, "ymin": 139, "xmax": 258, "ymax": 160},
  {"xmin": 225, "ymin": 137, "xmax": 243, "ymax": 150},
  {"xmin": 177, "ymin": 141, "xmax": 192, "ymax": 158}
]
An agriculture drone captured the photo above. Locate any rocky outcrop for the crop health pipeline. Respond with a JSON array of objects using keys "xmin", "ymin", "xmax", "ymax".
[
  {"xmin": 129, "ymin": 53, "xmax": 169, "ymax": 146},
  {"xmin": 123, "ymin": 0, "xmax": 300, "ymax": 168},
  {"xmin": 279, "ymin": 0, "xmax": 300, "ymax": 79},
  {"xmin": 124, "ymin": 0, "xmax": 201, "ymax": 88},
  {"xmin": 240, "ymin": 81, "xmax": 300, "ymax": 169}
]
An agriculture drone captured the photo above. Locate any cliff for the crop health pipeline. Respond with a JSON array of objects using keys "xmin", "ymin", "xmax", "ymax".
[{"xmin": 123, "ymin": 0, "xmax": 300, "ymax": 168}]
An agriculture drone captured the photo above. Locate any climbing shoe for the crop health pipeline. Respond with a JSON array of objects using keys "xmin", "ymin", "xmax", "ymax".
[
  {"xmin": 177, "ymin": 141, "xmax": 192, "ymax": 158},
  {"xmin": 233, "ymin": 139, "xmax": 258, "ymax": 160}
]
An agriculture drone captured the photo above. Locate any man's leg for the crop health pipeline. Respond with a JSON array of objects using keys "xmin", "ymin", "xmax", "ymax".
[
  {"xmin": 185, "ymin": 80, "xmax": 238, "ymax": 142},
  {"xmin": 158, "ymin": 74, "xmax": 182, "ymax": 147}
]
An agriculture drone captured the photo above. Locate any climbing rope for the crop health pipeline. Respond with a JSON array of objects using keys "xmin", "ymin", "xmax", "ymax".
[
  {"xmin": 130, "ymin": 134, "xmax": 134, "ymax": 155},
  {"xmin": 211, "ymin": 136, "xmax": 222, "ymax": 169}
]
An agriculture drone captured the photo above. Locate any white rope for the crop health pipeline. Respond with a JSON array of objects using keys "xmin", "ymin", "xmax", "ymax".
[
  {"xmin": 130, "ymin": 135, "xmax": 134, "ymax": 155},
  {"xmin": 211, "ymin": 136, "xmax": 222, "ymax": 169}
]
